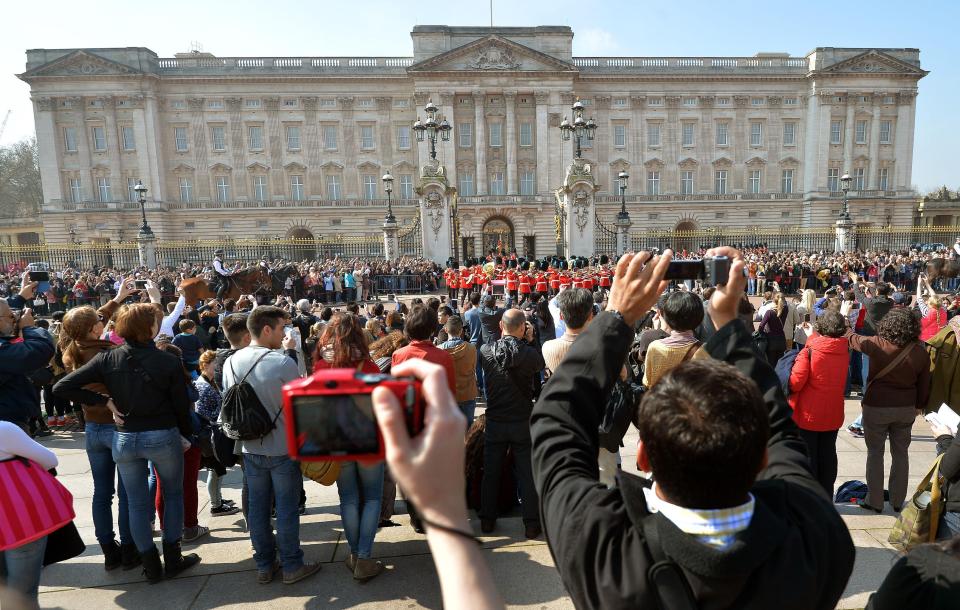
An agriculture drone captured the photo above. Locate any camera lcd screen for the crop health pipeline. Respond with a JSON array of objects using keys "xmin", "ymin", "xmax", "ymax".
[
  {"xmin": 664, "ymin": 261, "xmax": 704, "ymax": 281},
  {"xmin": 293, "ymin": 394, "xmax": 379, "ymax": 456}
]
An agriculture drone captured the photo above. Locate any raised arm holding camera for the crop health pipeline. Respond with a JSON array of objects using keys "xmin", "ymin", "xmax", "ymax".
[{"xmin": 530, "ymin": 247, "xmax": 855, "ymax": 609}]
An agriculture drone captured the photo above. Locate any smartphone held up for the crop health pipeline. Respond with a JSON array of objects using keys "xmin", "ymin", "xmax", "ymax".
[{"xmin": 282, "ymin": 369, "xmax": 425, "ymax": 461}]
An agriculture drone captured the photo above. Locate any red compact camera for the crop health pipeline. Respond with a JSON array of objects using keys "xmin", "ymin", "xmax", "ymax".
[{"xmin": 282, "ymin": 369, "xmax": 425, "ymax": 461}]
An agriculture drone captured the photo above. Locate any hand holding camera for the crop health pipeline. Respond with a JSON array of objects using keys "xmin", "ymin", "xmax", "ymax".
[
  {"xmin": 606, "ymin": 250, "xmax": 673, "ymax": 327},
  {"xmin": 704, "ymin": 246, "xmax": 747, "ymax": 330},
  {"xmin": 18, "ymin": 308, "xmax": 35, "ymax": 330}
]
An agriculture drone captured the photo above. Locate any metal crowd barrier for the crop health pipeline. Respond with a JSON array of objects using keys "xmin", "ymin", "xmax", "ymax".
[{"xmin": 373, "ymin": 274, "xmax": 433, "ymax": 294}]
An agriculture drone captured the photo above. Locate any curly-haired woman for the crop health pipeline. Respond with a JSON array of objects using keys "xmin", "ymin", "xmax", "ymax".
[{"xmin": 845, "ymin": 305, "xmax": 931, "ymax": 513}]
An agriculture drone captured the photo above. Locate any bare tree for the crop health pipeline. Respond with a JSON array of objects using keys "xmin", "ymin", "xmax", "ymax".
[{"xmin": 0, "ymin": 137, "xmax": 42, "ymax": 218}]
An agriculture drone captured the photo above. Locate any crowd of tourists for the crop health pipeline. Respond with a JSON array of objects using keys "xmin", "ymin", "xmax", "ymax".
[{"xmin": 2, "ymin": 241, "xmax": 960, "ymax": 609}]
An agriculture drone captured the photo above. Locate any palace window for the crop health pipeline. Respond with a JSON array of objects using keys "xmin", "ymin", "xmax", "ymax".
[
  {"xmin": 174, "ymin": 127, "xmax": 188, "ymax": 152},
  {"xmin": 178, "ymin": 178, "xmax": 192, "ymax": 203},
  {"xmin": 749, "ymin": 170, "xmax": 762, "ymax": 194},
  {"xmin": 458, "ymin": 123, "xmax": 472, "ymax": 148},
  {"xmin": 459, "ymin": 173, "xmax": 475, "ymax": 196},
  {"xmin": 714, "ymin": 170, "xmax": 728, "ymax": 194},
  {"xmin": 216, "ymin": 177, "xmax": 230, "ymax": 202},
  {"xmin": 716, "ymin": 122, "xmax": 728, "ymax": 146},
  {"xmin": 828, "ymin": 168, "xmax": 840, "ymax": 192},
  {"xmin": 362, "ymin": 174, "xmax": 377, "ymax": 199},
  {"xmin": 69, "ymin": 178, "xmax": 82, "ymax": 202},
  {"xmin": 520, "ymin": 122, "xmax": 533, "ymax": 147},
  {"xmin": 750, "ymin": 122, "xmax": 763, "ymax": 147},
  {"xmin": 878, "ymin": 168, "xmax": 889, "ymax": 191},
  {"xmin": 248, "ymin": 126, "xmax": 264, "ymax": 150},
  {"xmin": 830, "ymin": 120, "xmax": 843, "ymax": 145},
  {"xmin": 211, "ymin": 126, "xmax": 226, "ymax": 151},
  {"xmin": 680, "ymin": 171, "xmax": 694, "ymax": 195},
  {"xmin": 853, "ymin": 167, "xmax": 865, "ymax": 191},
  {"xmin": 399, "ymin": 174, "xmax": 413, "ymax": 199},
  {"xmin": 783, "ymin": 122, "xmax": 796, "ymax": 146},
  {"xmin": 397, "ymin": 125, "xmax": 411, "ymax": 150},
  {"xmin": 207, "ymin": 99, "xmax": 224, "ymax": 110},
  {"xmin": 245, "ymin": 98, "xmax": 261, "ymax": 108},
  {"xmin": 121, "ymin": 126, "xmax": 136, "ymax": 151},
  {"xmin": 880, "ymin": 121, "xmax": 891, "ymax": 144},
  {"xmin": 291, "ymin": 175, "xmax": 304, "ymax": 201},
  {"xmin": 360, "ymin": 125, "xmax": 375, "ymax": 150},
  {"xmin": 489, "ymin": 123, "xmax": 502, "ymax": 147},
  {"xmin": 63, "ymin": 127, "xmax": 77, "ymax": 152},
  {"xmin": 855, "ymin": 120, "xmax": 867, "ymax": 144},
  {"xmin": 781, "ymin": 169, "xmax": 794, "ymax": 194},
  {"xmin": 647, "ymin": 171, "xmax": 661, "ymax": 196},
  {"xmin": 783, "ymin": 98, "xmax": 798, "ymax": 106},
  {"xmin": 92, "ymin": 126, "xmax": 107, "ymax": 151},
  {"xmin": 613, "ymin": 124, "xmax": 626, "ymax": 148},
  {"xmin": 323, "ymin": 125, "xmax": 338, "ymax": 150},
  {"xmin": 127, "ymin": 178, "xmax": 138, "ymax": 202},
  {"xmin": 253, "ymin": 176, "xmax": 267, "ymax": 202},
  {"xmin": 520, "ymin": 171, "xmax": 536, "ymax": 196},
  {"xmin": 326, "ymin": 174, "xmax": 341, "ymax": 199},
  {"xmin": 286, "ymin": 126, "xmax": 301, "ymax": 150},
  {"xmin": 682, "ymin": 122, "xmax": 695, "ymax": 147},
  {"xmin": 490, "ymin": 172, "xmax": 505, "ymax": 195},
  {"xmin": 647, "ymin": 122, "xmax": 661, "ymax": 147},
  {"xmin": 97, "ymin": 177, "xmax": 111, "ymax": 202}
]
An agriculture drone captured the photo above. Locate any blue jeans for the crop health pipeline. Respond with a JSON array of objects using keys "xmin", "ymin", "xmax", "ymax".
[
  {"xmin": 458, "ymin": 399, "xmax": 477, "ymax": 430},
  {"xmin": 113, "ymin": 428, "xmax": 184, "ymax": 552},
  {"xmin": 0, "ymin": 536, "xmax": 47, "ymax": 602},
  {"xmin": 336, "ymin": 461, "xmax": 385, "ymax": 559},
  {"xmin": 243, "ymin": 453, "xmax": 304, "ymax": 573},
  {"xmin": 86, "ymin": 422, "xmax": 132, "ymax": 546}
]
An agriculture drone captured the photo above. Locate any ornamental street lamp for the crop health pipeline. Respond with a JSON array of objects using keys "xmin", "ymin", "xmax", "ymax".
[
  {"xmin": 839, "ymin": 173, "xmax": 852, "ymax": 221},
  {"xmin": 382, "ymin": 171, "xmax": 395, "ymax": 223},
  {"xmin": 451, "ymin": 194, "xmax": 460, "ymax": 265},
  {"xmin": 133, "ymin": 180, "xmax": 153, "ymax": 235},
  {"xmin": 559, "ymin": 100, "xmax": 597, "ymax": 160},
  {"xmin": 412, "ymin": 100, "xmax": 451, "ymax": 161},
  {"xmin": 617, "ymin": 171, "xmax": 630, "ymax": 222}
]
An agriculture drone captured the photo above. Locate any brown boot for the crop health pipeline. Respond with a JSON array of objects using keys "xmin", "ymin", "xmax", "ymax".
[{"xmin": 353, "ymin": 557, "xmax": 384, "ymax": 582}]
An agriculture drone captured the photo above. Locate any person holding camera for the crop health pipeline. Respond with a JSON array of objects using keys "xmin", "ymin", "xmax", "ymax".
[
  {"xmin": 531, "ymin": 247, "xmax": 855, "ymax": 609},
  {"xmin": 1, "ymin": 273, "xmax": 55, "ymax": 432},
  {"xmin": 479, "ymin": 308, "xmax": 546, "ymax": 539}
]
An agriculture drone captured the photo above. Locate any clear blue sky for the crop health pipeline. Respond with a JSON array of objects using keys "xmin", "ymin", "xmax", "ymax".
[{"xmin": 2, "ymin": 0, "xmax": 955, "ymax": 192}]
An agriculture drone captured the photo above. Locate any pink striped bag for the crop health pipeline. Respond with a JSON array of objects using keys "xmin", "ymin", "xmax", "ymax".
[{"xmin": 0, "ymin": 457, "xmax": 75, "ymax": 551}]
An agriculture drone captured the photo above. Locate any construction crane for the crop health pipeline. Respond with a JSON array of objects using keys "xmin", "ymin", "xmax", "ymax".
[{"xmin": 0, "ymin": 110, "xmax": 10, "ymax": 141}]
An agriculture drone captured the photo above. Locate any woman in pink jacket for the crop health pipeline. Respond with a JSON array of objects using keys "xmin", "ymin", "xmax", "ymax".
[{"xmin": 789, "ymin": 310, "xmax": 850, "ymax": 496}]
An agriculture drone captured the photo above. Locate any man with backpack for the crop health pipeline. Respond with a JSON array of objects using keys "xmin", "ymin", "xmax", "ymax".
[{"xmin": 220, "ymin": 306, "xmax": 320, "ymax": 586}]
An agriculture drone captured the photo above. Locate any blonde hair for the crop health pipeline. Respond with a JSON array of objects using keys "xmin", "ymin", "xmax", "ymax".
[
  {"xmin": 801, "ymin": 289, "xmax": 817, "ymax": 316},
  {"xmin": 773, "ymin": 292, "xmax": 786, "ymax": 317}
]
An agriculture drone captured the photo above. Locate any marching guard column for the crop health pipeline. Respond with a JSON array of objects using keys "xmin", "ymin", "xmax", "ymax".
[
  {"xmin": 557, "ymin": 159, "xmax": 599, "ymax": 258},
  {"xmin": 417, "ymin": 160, "xmax": 453, "ymax": 263}
]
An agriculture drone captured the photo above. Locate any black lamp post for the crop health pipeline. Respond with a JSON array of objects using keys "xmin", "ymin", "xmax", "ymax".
[
  {"xmin": 617, "ymin": 171, "xmax": 630, "ymax": 222},
  {"xmin": 559, "ymin": 100, "xmax": 597, "ymax": 160},
  {"xmin": 413, "ymin": 100, "xmax": 451, "ymax": 161},
  {"xmin": 451, "ymin": 195, "xmax": 460, "ymax": 265},
  {"xmin": 382, "ymin": 171, "xmax": 395, "ymax": 223},
  {"xmin": 839, "ymin": 173, "xmax": 852, "ymax": 221},
  {"xmin": 133, "ymin": 180, "xmax": 152, "ymax": 235}
]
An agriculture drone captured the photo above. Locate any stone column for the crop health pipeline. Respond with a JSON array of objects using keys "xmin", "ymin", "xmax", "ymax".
[
  {"xmin": 835, "ymin": 217, "xmax": 855, "ymax": 252},
  {"xmin": 894, "ymin": 91, "xmax": 916, "ymax": 190},
  {"xmin": 376, "ymin": 96, "xmax": 394, "ymax": 170},
  {"xmin": 301, "ymin": 97, "xmax": 322, "ymax": 197},
  {"xmin": 137, "ymin": 231, "xmax": 158, "ymax": 268},
  {"xmin": 141, "ymin": 94, "xmax": 165, "ymax": 202},
  {"xmin": 594, "ymin": 96, "xmax": 612, "ymax": 192},
  {"xmin": 868, "ymin": 93, "xmax": 882, "ymax": 189},
  {"xmin": 264, "ymin": 96, "xmax": 284, "ymax": 199},
  {"xmin": 130, "ymin": 96, "xmax": 154, "ymax": 202},
  {"xmin": 505, "ymin": 91, "xmax": 518, "ymax": 195},
  {"xmin": 843, "ymin": 96, "xmax": 855, "ymax": 174},
  {"xmin": 534, "ymin": 90, "xmax": 551, "ymax": 194},
  {"xmin": 473, "ymin": 91, "xmax": 487, "ymax": 195},
  {"xmin": 102, "ymin": 97, "xmax": 124, "ymax": 195},
  {"xmin": 615, "ymin": 214, "xmax": 632, "ymax": 255},
  {"xmin": 802, "ymin": 91, "xmax": 822, "ymax": 196},
  {"xmin": 417, "ymin": 168, "xmax": 452, "ymax": 262},
  {"xmin": 187, "ymin": 97, "xmax": 210, "ymax": 200},
  {"xmin": 383, "ymin": 217, "xmax": 400, "ymax": 261},
  {"xmin": 338, "ymin": 96, "xmax": 357, "ymax": 198},
  {"xmin": 438, "ymin": 91, "xmax": 457, "ymax": 190},
  {"xmin": 32, "ymin": 97, "xmax": 63, "ymax": 203},
  {"xmin": 560, "ymin": 161, "xmax": 598, "ymax": 257},
  {"xmin": 631, "ymin": 95, "xmax": 646, "ymax": 172},
  {"xmin": 226, "ymin": 97, "xmax": 247, "ymax": 199}
]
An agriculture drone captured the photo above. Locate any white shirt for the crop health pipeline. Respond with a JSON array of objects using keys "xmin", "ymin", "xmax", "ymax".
[
  {"xmin": 953, "ymin": 243, "xmax": 960, "ymax": 257},
  {"xmin": 0, "ymin": 421, "xmax": 58, "ymax": 470},
  {"xmin": 158, "ymin": 295, "xmax": 186, "ymax": 338},
  {"xmin": 213, "ymin": 258, "xmax": 232, "ymax": 275}
]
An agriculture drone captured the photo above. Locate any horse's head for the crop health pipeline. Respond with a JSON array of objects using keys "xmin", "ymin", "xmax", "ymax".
[{"xmin": 269, "ymin": 264, "xmax": 298, "ymax": 291}]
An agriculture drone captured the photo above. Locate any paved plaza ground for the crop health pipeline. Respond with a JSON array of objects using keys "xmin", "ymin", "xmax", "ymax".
[{"xmin": 34, "ymin": 395, "xmax": 936, "ymax": 610}]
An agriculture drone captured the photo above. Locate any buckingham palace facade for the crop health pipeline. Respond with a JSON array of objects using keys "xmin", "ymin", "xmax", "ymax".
[{"xmin": 18, "ymin": 25, "xmax": 927, "ymax": 259}]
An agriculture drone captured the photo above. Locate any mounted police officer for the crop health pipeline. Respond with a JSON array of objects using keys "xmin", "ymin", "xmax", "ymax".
[{"xmin": 212, "ymin": 249, "xmax": 237, "ymax": 299}]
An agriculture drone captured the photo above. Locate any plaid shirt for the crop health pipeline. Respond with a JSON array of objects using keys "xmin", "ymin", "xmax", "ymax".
[{"xmin": 643, "ymin": 483, "xmax": 755, "ymax": 549}]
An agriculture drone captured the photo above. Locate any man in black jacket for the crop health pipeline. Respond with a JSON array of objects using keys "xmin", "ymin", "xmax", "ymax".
[
  {"xmin": 531, "ymin": 247, "xmax": 855, "ymax": 610},
  {"xmin": 479, "ymin": 308, "xmax": 545, "ymax": 539},
  {"xmin": 477, "ymin": 294, "xmax": 505, "ymax": 344},
  {"xmin": 1, "ymin": 276, "xmax": 55, "ymax": 431}
]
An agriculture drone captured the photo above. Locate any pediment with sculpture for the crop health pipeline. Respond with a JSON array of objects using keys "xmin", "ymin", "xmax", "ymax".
[{"xmin": 407, "ymin": 34, "xmax": 576, "ymax": 74}]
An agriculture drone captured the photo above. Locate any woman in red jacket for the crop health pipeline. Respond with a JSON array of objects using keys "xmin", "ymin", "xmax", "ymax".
[{"xmin": 789, "ymin": 310, "xmax": 850, "ymax": 496}]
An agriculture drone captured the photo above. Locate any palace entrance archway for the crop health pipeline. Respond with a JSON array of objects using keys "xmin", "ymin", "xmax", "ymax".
[
  {"xmin": 482, "ymin": 216, "xmax": 515, "ymax": 256},
  {"xmin": 674, "ymin": 220, "xmax": 698, "ymax": 253},
  {"xmin": 286, "ymin": 227, "xmax": 317, "ymax": 260}
]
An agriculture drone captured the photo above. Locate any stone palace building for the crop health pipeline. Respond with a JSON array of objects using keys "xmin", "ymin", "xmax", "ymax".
[{"xmin": 16, "ymin": 25, "xmax": 927, "ymax": 261}]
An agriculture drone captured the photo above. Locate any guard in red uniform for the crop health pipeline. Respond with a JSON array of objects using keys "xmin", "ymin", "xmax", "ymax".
[
  {"xmin": 447, "ymin": 271, "xmax": 458, "ymax": 301},
  {"xmin": 535, "ymin": 274, "xmax": 549, "ymax": 299},
  {"xmin": 506, "ymin": 269, "xmax": 518, "ymax": 303},
  {"xmin": 518, "ymin": 273, "xmax": 532, "ymax": 304},
  {"xmin": 460, "ymin": 267, "xmax": 474, "ymax": 302}
]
